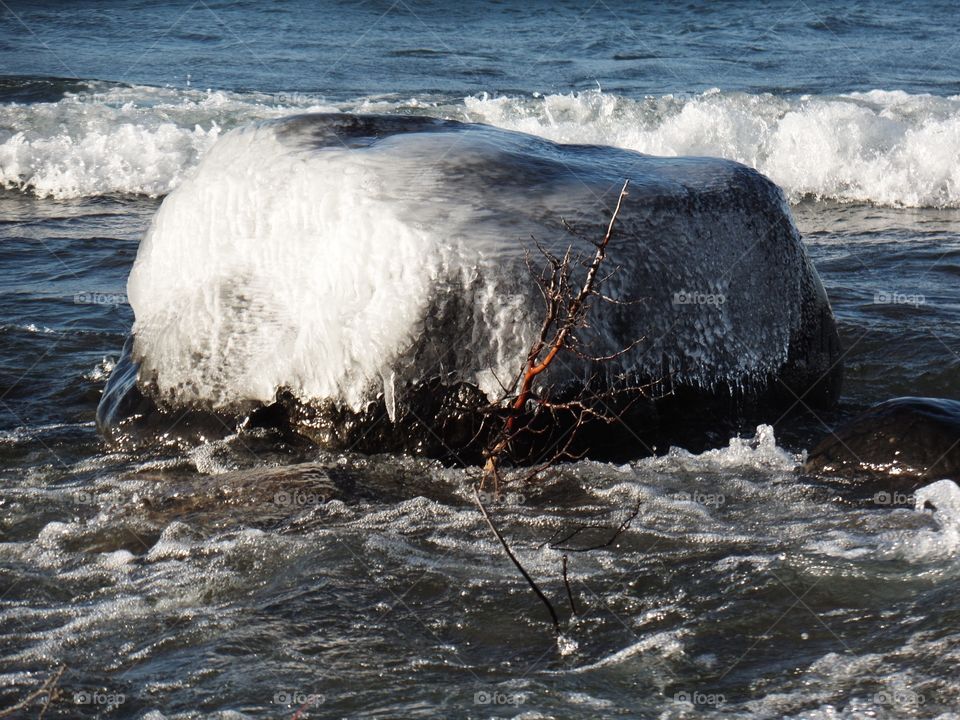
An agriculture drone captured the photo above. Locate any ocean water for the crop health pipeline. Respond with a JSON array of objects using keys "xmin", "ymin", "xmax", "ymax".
[{"xmin": 2, "ymin": 1, "xmax": 960, "ymax": 718}]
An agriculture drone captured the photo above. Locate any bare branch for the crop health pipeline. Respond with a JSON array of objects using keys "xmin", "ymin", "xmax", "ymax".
[
  {"xmin": 473, "ymin": 484, "xmax": 560, "ymax": 635},
  {"xmin": 592, "ymin": 291, "xmax": 643, "ymax": 307},
  {"xmin": 550, "ymin": 501, "xmax": 642, "ymax": 553},
  {"xmin": 568, "ymin": 336, "xmax": 646, "ymax": 363},
  {"xmin": 560, "ymin": 217, "xmax": 589, "ymax": 242},
  {"xmin": 470, "ymin": 180, "xmax": 656, "ymax": 639},
  {"xmin": 481, "ymin": 180, "xmax": 632, "ymax": 487},
  {"xmin": 0, "ymin": 665, "xmax": 65, "ymax": 719},
  {"xmin": 562, "ymin": 555, "xmax": 579, "ymax": 616}
]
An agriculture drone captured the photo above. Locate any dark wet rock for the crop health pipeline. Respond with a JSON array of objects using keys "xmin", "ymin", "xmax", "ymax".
[
  {"xmin": 99, "ymin": 113, "xmax": 842, "ymax": 460},
  {"xmin": 805, "ymin": 397, "xmax": 960, "ymax": 482}
]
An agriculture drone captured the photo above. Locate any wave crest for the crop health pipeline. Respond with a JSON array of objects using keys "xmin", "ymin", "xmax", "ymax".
[
  {"xmin": 3, "ymin": 83, "xmax": 958, "ymax": 207},
  {"xmin": 463, "ymin": 88, "xmax": 960, "ymax": 208}
]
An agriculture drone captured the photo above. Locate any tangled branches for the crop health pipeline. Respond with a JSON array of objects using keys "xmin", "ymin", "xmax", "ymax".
[
  {"xmin": 0, "ymin": 665, "xmax": 65, "ymax": 718},
  {"xmin": 472, "ymin": 180, "xmax": 649, "ymax": 640},
  {"xmin": 480, "ymin": 179, "xmax": 640, "ymax": 491}
]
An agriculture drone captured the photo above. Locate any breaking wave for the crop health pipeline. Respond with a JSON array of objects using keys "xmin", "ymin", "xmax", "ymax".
[{"xmin": 2, "ymin": 80, "xmax": 959, "ymax": 207}]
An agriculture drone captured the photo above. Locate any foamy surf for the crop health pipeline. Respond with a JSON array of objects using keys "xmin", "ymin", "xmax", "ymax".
[
  {"xmin": 0, "ymin": 82, "xmax": 337, "ymax": 199},
  {"xmin": 3, "ymin": 84, "xmax": 960, "ymax": 207},
  {"xmin": 464, "ymin": 88, "xmax": 960, "ymax": 209}
]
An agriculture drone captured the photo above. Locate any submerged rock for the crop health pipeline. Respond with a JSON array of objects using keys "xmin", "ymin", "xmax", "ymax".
[
  {"xmin": 805, "ymin": 397, "xmax": 960, "ymax": 482},
  {"xmin": 99, "ymin": 113, "xmax": 841, "ymax": 458}
]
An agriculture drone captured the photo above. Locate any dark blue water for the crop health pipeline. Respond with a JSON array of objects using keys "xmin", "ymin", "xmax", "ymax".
[
  {"xmin": 2, "ymin": 2, "xmax": 960, "ymax": 718},
  {"xmin": 3, "ymin": 0, "xmax": 960, "ymax": 98}
]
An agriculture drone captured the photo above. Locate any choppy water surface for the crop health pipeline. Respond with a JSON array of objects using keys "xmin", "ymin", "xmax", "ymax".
[
  {"xmin": 3, "ymin": 1, "xmax": 960, "ymax": 718},
  {"xmin": 5, "ymin": 420, "xmax": 960, "ymax": 718},
  {"xmin": 4, "ymin": 166, "xmax": 960, "ymax": 720}
]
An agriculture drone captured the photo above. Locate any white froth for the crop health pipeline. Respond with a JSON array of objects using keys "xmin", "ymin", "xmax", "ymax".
[
  {"xmin": 3, "ymin": 85, "xmax": 959, "ymax": 207},
  {"xmin": 565, "ymin": 630, "xmax": 686, "ymax": 673},
  {"xmin": 901, "ymin": 479, "xmax": 960, "ymax": 560},
  {"xmin": 857, "ymin": 480, "xmax": 960, "ymax": 563},
  {"xmin": 640, "ymin": 424, "xmax": 799, "ymax": 474},
  {"xmin": 464, "ymin": 88, "xmax": 960, "ymax": 208},
  {"xmin": 0, "ymin": 83, "xmax": 336, "ymax": 199},
  {"xmin": 100, "ymin": 549, "xmax": 136, "ymax": 569},
  {"xmin": 84, "ymin": 356, "xmax": 117, "ymax": 382},
  {"xmin": 0, "ymin": 88, "xmax": 221, "ymax": 199}
]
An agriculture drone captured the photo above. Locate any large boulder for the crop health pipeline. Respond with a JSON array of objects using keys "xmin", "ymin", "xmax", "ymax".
[{"xmin": 99, "ymin": 113, "xmax": 841, "ymax": 458}]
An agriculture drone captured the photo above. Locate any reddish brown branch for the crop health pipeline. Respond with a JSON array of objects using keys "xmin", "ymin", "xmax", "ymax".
[
  {"xmin": 481, "ymin": 180, "xmax": 631, "ymax": 489},
  {"xmin": 513, "ymin": 182, "xmax": 629, "ymax": 413}
]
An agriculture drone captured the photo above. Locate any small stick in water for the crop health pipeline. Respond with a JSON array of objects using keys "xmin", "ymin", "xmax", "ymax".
[
  {"xmin": 473, "ymin": 484, "xmax": 560, "ymax": 636},
  {"xmin": 562, "ymin": 554, "xmax": 579, "ymax": 617}
]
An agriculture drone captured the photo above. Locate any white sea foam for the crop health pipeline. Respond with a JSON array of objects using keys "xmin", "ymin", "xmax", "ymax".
[
  {"xmin": 656, "ymin": 424, "xmax": 798, "ymax": 472},
  {"xmin": 899, "ymin": 479, "xmax": 960, "ymax": 560},
  {"xmin": 3, "ymin": 84, "xmax": 959, "ymax": 207},
  {"xmin": 84, "ymin": 356, "xmax": 117, "ymax": 382},
  {"xmin": 0, "ymin": 83, "xmax": 335, "ymax": 199},
  {"xmin": 463, "ymin": 88, "xmax": 960, "ymax": 208},
  {"xmin": 565, "ymin": 631, "xmax": 686, "ymax": 673}
]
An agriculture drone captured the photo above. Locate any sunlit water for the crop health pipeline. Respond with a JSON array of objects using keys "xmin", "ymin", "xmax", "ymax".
[{"xmin": 2, "ymin": 2, "xmax": 960, "ymax": 718}]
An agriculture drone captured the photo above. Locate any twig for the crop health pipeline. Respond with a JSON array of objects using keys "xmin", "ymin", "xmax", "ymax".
[
  {"xmin": 512, "ymin": 182, "xmax": 630, "ymax": 415},
  {"xmin": 481, "ymin": 180, "xmax": 631, "ymax": 486},
  {"xmin": 471, "ymin": 181, "xmax": 656, "ymax": 647},
  {"xmin": 561, "ymin": 554, "xmax": 579, "ymax": 616},
  {"xmin": 550, "ymin": 501, "xmax": 641, "ymax": 552},
  {"xmin": 0, "ymin": 665, "xmax": 65, "ymax": 718},
  {"xmin": 473, "ymin": 484, "xmax": 560, "ymax": 636}
]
